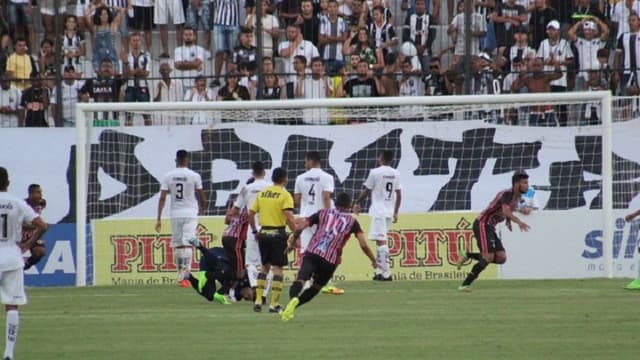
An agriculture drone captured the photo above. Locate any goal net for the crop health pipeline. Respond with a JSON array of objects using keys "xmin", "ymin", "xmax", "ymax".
[{"xmin": 74, "ymin": 91, "xmax": 640, "ymax": 285}]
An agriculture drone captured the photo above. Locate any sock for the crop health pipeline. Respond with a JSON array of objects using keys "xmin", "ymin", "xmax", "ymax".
[
  {"xmin": 246, "ymin": 264, "xmax": 259, "ymax": 288},
  {"xmin": 183, "ymin": 247, "xmax": 193, "ymax": 274},
  {"xmin": 255, "ymin": 273, "xmax": 266, "ymax": 305},
  {"xmin": 379, "ymin": 245, "xmax": 391, "ymax": 278},
  {"xmin": 375, "ymin": 247, "xmax": 383, "ymax": 275},
  {"xmin": 4, "ymin": 310, "xmax": 18, "ymax": 359},
  {"xmin": 270, "ymin": 275, "xmax": 283, "ymax": 308},
  {"xmin": 298, "ymin": 286, "xmax": 321, "ymax": 307},
  {"xmin": 264, "ymin": 271, "xmax": 273, "ymax": 298},
  {"xmin": 289, "ymin": 280, "xmax": 303, "ymax": 299},
  {"xmin": 466, "ymin": 252, "xmax": 481, "ymax": 260},
  {"xmin": 462, "ymin": 259, "xmax": 489, "ymax": 286},
  {"xmin": 174, "ymin": 248, "xmax": 185, "ymax": 280}
]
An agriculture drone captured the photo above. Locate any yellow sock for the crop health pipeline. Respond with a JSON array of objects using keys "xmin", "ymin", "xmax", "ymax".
[
  {"xmin": 270, "ymin": 275, "xmax": 283, "ymax": 307},
  {"xmin": 255, "ymin": 273, "xmax": 266, "ymax": 304}
]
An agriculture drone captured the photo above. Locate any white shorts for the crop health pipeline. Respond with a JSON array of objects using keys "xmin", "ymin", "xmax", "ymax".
[
  {"xmin": 299, "ymin": 225, "xmax": 316, "ymax": 253},
  {"xmin": 245, "ymin": 230, "xmax": 261, "ymax": 266},
  {"xmin": 171, "ymin": 217, "xmax": 198, "ymax": 248},
  {"xmin": 368, "ymin": 217, "xmax": 391, "ymax": 241},
  {"xmin": 154, "ymin": 0, "xmax": 185, "ymax": 25},
  {"xmin": 0, "ymin": 269, "xmax": 27, "ymax": 306}
]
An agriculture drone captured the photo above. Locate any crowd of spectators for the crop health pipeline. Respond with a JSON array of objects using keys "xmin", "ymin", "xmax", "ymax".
[{"xmin": 0, "ymin": 0, "xmax": 638, "ymax": 127}]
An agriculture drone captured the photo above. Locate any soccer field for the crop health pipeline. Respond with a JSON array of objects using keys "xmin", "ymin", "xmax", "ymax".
[{"xmin": 15, "ymin": 280, "xmax": 637, "ymax": 360}]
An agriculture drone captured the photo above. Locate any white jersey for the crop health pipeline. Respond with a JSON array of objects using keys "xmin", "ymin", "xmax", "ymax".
[
  {"xmin": 160, "ymin": 167, "xmax": 203, "ymax": 218},
  {"xmin": 0, "ymin": 192, "xmax": 38, "ymax": 271},
  {"xmin": 363, "ymin": 165, "xmax": 402, "ymax": 218},
  {"xmin": 294, "ymin": 168, "xmax": 335, "ymax": 216},
  {"xmin": 235, "ymin": 178, "xmax": 272, "ymax": 210}
]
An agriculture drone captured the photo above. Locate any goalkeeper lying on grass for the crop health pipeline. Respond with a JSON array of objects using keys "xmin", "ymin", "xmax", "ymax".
[{"xmin": 188, "ymin": 240, "xmax": 253, "ymax": 304}]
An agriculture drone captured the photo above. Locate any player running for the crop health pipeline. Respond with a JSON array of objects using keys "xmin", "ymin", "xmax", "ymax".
[
  {"xmin": 624, "ymin": 209, "xmax": 640, "ymax": 289},
  {"xmin": 22, "ymin": 184, "xmax": 47, "ymax": 270},
  {"xmin": 457, "ymin": 170, "xmax": 531, "ymax": 292},
  {"xmin": 248, "ymin": 167, "xmax": 297, "ymax": 313},
  {"xmin": 281, "ymin": 193, "xmax": 377, "ymax": 322},
  {"xmin": 353, "ymin": 150, "xmax": 402, "ymax": 281},
  {"xmin": 0, "ymin": 167, "xmax": 48, "ymax": 360},
  {"xmin": 155, "ymin": 150, "xmax": 206, "ymax": 288},
  {"xmin": 293, "ymin": 151, "xmax": 344, "ymax": 295},
  {"xmin": 186, "ymin": 240, "xmax": 254, "ymax": 304}
]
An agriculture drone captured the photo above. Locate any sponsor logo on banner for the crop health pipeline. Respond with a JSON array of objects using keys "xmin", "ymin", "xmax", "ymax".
[
  {"xmin": 582, "ymin": 217, "xmax": 640, "ymax": 274},
  {"xmin": 25, "ymin": 223, "xmax": 77, "ymax": 287},
  {"xmin": 92, "ymin": 213, "xmax": 493, "ymax": 285}
]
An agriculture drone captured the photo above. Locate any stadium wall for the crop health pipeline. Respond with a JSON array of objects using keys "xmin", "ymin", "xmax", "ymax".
[{"xmin": 0, "ymin": 121, "xmax": 638, "ymax": 285}]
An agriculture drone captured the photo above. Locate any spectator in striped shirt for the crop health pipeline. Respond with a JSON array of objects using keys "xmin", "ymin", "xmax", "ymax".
[
  {"xmin": 213, "ymin": 0, "xmax": 241, "ymax": 86},
  {"xmin": 457, "ymin": 170, "xmax": 531, "ymax": 292},
  {"xmin": 280, "ymin": 192, "xmax": 377, "ymax": 322}
]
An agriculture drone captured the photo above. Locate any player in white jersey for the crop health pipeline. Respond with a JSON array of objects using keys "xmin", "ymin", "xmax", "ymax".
[
  {"xmin": 0, "ymin": 167, "xmax": 48, "ymax": 360},
  {"xmin": 293, "ymin": 151, "xmax": 344, "ymax": 295},
  {"xmin": 230, "ymin": 162, "xmax": 271, "ymax": 290},
  {"xmin": 155, "ymin": 150, "xmax": 206, "ymax": 288},
  {"xmin": 353, "ymin": 150, "xmax": 402, "ymax": 281}
]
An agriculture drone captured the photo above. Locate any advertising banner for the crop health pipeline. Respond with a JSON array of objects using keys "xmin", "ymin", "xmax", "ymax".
[
  {"xmin": 24, "ymin": 223, "xmax": 77, "ymax": 287},
  {"xmin": 92, "ymin": 213, "xmax": 495, "ymax": 285}
]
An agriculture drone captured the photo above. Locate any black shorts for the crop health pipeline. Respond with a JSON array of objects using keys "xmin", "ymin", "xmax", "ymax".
[
  {"xmin": 473, "ymin": 219, "xmax": 505, "ymax": 254},
  {"xmin": 297, "ymin": 254, "xmax": 337, "ymax": 287},
  {"xmin": 257, "ymin": 230, "xmax": 288, "ymax": 267},
  {"xmin": 130, "ymin": 6, "xmax": 153, "ymax": 30}
]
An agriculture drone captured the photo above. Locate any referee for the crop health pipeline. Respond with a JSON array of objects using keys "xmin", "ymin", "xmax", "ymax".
[{"xmin": 248, "ymin": 167, "xmax": 297, "ymax": 313}]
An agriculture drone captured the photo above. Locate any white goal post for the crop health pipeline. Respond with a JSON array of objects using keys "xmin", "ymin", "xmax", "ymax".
[{"xmin": 75, "ymin": 91, "xmax": 614, "ymax": 286}]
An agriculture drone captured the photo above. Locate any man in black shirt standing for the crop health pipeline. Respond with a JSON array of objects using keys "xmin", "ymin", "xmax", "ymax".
[
  {"xmin": 80, "ymin": 59, "xmax": 124, "ymax": 126},
  {"xmin": 20, "ymin": 73, "xmax": 49, "ymax": 127}
]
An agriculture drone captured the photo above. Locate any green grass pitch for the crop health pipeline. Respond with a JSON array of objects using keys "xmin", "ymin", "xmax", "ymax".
[{"xmin": 13, "ymin": 280, "xmax": 638, "ymax": 359}]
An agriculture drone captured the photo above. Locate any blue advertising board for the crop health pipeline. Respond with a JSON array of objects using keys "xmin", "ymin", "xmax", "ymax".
[{"xmin": 25, "ymin": 223, "xmax": 77, "ymax": 287}]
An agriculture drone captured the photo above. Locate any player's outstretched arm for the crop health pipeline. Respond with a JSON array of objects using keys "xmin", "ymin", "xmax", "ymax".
[
  {"xmin": 355, "ymin": 232, "xmax": 377, "ymax": 269},
  {"xmin": 502, "ymin": 204, "xmax": 530, "ymax": 232},
  {"xmin": 22, "ymin": 217, "xmax": 48, "ymax": 251},
  {"xmin": 197, "ymin": 188, "xmax": 206, "ymax": 216},
  {"xmin": 248, "ymin": 209, "xmax": 258, "ymax": 235},
  {"xmin": 155, "ymin": 190, "xmax": 168, "ymax": 232},
  {"xmin": 625, "ymin": 210, "xmax": 640, "ymax": 223},
  {"xmin": 393, "ymin": 189, "xmax": 402, "ymax": 223},
  {"xmin": 353, "ymin": 188, "xmax": 371, "ymax": 215}
]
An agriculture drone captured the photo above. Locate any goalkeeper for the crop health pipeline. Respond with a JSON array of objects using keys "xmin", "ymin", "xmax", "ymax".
[{"xmin": 187, "ymin": 240, "xmax": 253, "ymax": 304}]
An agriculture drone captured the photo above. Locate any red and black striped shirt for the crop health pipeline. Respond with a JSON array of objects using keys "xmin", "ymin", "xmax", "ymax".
[
  {"xmin": 478, "ymin": 189, "xmax": 519, "ymax": 229},
  {"xmin": 223, "ymin": 207, "xmax": 249, "ymax": 239},
  {"xmin": 305, "ymin": 208, "xmax": 363, "ymax": 265}
]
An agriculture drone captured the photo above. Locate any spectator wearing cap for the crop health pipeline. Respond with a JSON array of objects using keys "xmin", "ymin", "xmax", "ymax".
[
  {"xmin": 230, "ymin": 27, "xmax": 257, "ymax": 74},
  {"xmin": 567, "ymin": 17, "xmax": 609, "ymax": 91},
  {"xmin": 0, "ymin": 73, "xmax": 22, "ymax": 127},
  {"xmin": 50, "ymin": 65, "xmax": 84, "ymax": 127},
  {"xmin": 528, "ymin": 0, "xmax": 557, "ymax": 49},
  {"xmin": 537, "ymin": 19, "xmax": 573, "ymax": 125},
  {"xmin": 186, "ymin": 0, "xmax": 213, "ymax": 52},
  {"xmin": 611, "ymin": 0, "xmax": 640, "ymax": 42},
  {"xmin": 615, "ymin": 12, "xmax": 640, "ymax": 96},
  {"xmin": 245, "ymin": 0, "xmax": 280, "ymax": 58},
  {"xmin": 491, "ymin": 0, "xmax": 526, "ymax": 49}
]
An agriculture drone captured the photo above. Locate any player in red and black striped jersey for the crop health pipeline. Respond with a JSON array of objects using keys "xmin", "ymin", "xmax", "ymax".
[
  {"xmin": 280, "ymin": 193, "xmax": 377, "ymax": 322},
  {"xmin": 221, "ymin": 195, "xmax": 249, "ymax": 281},
  {"xmin": 457, "ymin": 170, "xmax": 531, "ymax": 291},
  {"xmin": 22, "ymin": 184, "xmax": 47, "ymax": 270}
]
